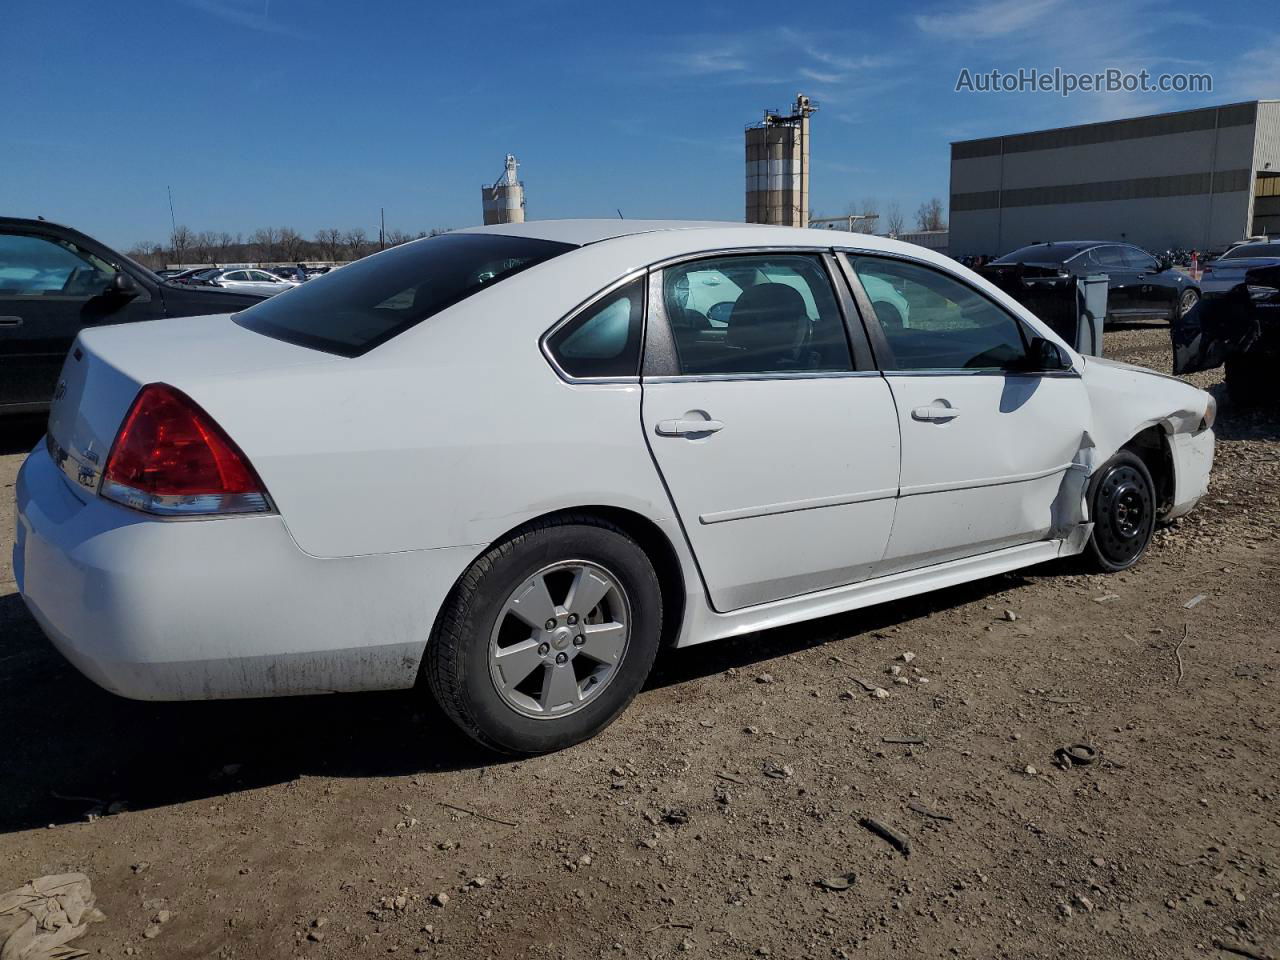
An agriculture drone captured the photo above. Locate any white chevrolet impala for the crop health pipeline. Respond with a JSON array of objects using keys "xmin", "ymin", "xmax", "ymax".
[{"xmin": 14, "ymin": 221, "xmax": 1215, "ymax": 753}]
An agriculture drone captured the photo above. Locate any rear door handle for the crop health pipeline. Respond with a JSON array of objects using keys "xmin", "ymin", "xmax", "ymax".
[
  {"xmin": 656, "ymin": 418, "xmax": 724, "ymax": 437},
  {"xmin": 0, "ymin": 316, "xmax": 22, "ymax": 327},
  {"xmin": 911, "ymin": 404, "xmax": 960, "ymax": 422}
]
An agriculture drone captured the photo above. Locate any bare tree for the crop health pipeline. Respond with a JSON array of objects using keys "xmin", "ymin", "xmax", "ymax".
[
  {"xmin": 192, "ymin": 231, "xmax": 219, "ymax": 263},
  {"xmin": 169, "ymin": 225, "xmax": 194, "ymax": 265},
  {"xmin": 915, "ymin": 197, "xmax": 946, "ymax": 232},
  {"xmin": 251, "ymin": 226, "xmax": 281, "ymax": 262},
  {"xmin": 885, "ymin": 201, "xmax": 905, "ymax": 236},
  {"xmin": 343, "ymin": 227, "xmax": 368, "ymax": 260},
  {"xmin": 213, "ymin": 232, "xmax": 237, "ymax": 261},
  {"xmin": 384, "ymin": 229, "xmax": 414, "ymax": 247},
  {"xmin": 428, "ymin": 227, "xmax": 452, "ymax": 237},
  {"xmin": 127, "ymin": 241, "xmax": 165, "ymax": 269},
  {"xmin": 279, "ymin": 227, "xmax": 307, "ymax": 262},
  {"xmin": 315, "ymin": 228, "xmax": 343, "ymax": 261}
]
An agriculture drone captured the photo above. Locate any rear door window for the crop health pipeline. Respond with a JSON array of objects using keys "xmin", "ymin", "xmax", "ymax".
[
  {"xmin": 661, "ymin": 254, "xmax": 852, "ymax": 375},
  {"xmin": 235, "ymin": 233, "xmax": 574, "ymax": 356}
]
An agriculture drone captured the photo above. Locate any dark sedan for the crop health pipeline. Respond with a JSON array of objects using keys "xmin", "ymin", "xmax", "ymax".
[
  {"xmin": 988, "ymin": 241, "xmax": 1200, "ymax": 323},
  {"xmin": 0, "ymin": 217, "xmax": 266, "ymax": 413}
]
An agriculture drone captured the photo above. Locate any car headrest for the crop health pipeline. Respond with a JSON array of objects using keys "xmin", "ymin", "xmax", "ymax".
[{"xmin": 726, "ymin": 283, "xmax": 807, "ymax": 355}]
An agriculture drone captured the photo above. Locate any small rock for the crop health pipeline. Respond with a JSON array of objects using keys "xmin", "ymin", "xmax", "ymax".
[
  {"xmin": 870, "ymin": 688, "xmax": 890, "ymax": 700},
  {"xmin": 1073, "ymin": 894, "xmax": 1095, "ymax": 913},
  {"xmin": 131, "ymin": 862, "xmax": 150, "ymax": 875},
  {"xmin": 893, "ymin": 677, "xmax": 910, "ymax": 686},
  {"xmin": 756, "ymin": 672, "xmax": 775, "ymax": 684},
  {"xmin": 313, "ymin": 918, "xmax": 328, "ymax": 928},
  {"xmin": 1057, "ymin": 902, "xmax": 1073, "ymax": 918},
  {"xmin": 763, "ymin": 762, "xmax": 793, "ymax": 779},
  {"xmin": 144, "ymin": 925, "xmax": 162, "ymax": 939},
  {"xmin": 154, "ymin": 910, "xmax": 171, "ymax": 924},
  {"xmin": 577, "ymin": 854, "xmax": 593, "ymax": 867},
  {"xmin": 888, "ymin": 665, "xmax": 902, "ymax": 676},
  {"xmin": 431, "ymin": 892, "xmax": 450, "ymax": 907},
  {"xmin": 307, "ymin": 931, "xmax": 325, "ymax": 943},
  {"xmin": 1091, "ymin": 856, "xmax": 1106, "ymax": 868},
  {"xmin": 468, "ymin": 877, "xmax": 489, "ymax": 888},
  {"xmin": 899, "ymin": 652, "xmax": 916, "ymax": 664},
  {"xmin": 743, "ymin": 725, "xmax": 759, "ymax": 735},
  {"xmin": 1004, "ymin": 610, "xmax": 1018, "ymax": 621},
  {"xmin": 679, "ymin": 938, "xmax": 695, "ymax": 952},
  {"xmin": 1024, "ymin": 765, "xmax": 1039, "ymax": 776}
]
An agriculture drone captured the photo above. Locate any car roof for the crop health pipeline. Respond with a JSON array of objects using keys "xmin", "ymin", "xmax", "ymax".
[
  {"xmin": 454, "ymin": 219, "xmax": 770, "ymax": 246},
  {"xmin": 451, "ymin": 218, "xmax": 946, "ymax": 260}
]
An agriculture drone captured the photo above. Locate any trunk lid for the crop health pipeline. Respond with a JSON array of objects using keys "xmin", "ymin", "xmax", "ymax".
[{"xmin": 47, "ymin": 313, "xmax": 336, "ymax": 492}]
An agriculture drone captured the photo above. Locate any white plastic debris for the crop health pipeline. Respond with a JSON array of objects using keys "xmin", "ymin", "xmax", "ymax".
[{"xmin": 0, "ymin": 873, "xmax": 105, "ymax": 960}]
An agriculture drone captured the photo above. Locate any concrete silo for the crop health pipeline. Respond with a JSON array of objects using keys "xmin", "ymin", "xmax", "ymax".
[
  {"xmin": 745, "ymin": 94, "xmax": 817, "ymax": 227},
  {"xmin": 481, "ymin": 154, "xmax": 526, "ymax": 225}
]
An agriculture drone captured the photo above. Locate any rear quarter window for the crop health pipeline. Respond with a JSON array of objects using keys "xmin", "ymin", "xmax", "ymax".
[{"xmin": 234, "ymin": 233, "xmax": 574, "ymax": 357}]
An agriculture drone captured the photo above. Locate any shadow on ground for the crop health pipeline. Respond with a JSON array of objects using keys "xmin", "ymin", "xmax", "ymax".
[
  {"xmin": 0, "ymin": 416, "xmax": 45, "ymax": 456},
  {"xmin": 0, "ymin": 566, "xmax": 1032, "ymax": 835}
]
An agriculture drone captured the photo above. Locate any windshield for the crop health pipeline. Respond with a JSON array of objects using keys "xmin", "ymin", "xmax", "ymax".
[
  {"xmin": 1222, "ymin": 243, "xmax": 1280, "ymax": 260},
  {"xmin": 233, "ymin": 233, "xmax": 574, "ymax": 356},
  {"xmin": 993, "ymin": 245, "xmax": 1083, "ymax": 265}
]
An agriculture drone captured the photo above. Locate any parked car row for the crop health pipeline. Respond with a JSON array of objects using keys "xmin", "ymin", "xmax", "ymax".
[
  {"xmin": 986, "ymin": 240, "xmax": 1200, "ymax": 324},
  {"xmin": 0, "ymin": 217, "xmax": 267, "ymax": 413}
]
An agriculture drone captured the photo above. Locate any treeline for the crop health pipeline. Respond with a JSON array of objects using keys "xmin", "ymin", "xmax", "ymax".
[{"xmin": 126, "ymin": 224, "xmax": 452, "ymax": 268}]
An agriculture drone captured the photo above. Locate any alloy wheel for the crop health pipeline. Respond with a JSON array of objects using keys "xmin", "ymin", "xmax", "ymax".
[{"xmin": 488, "ymin": 561, "xmax": 631, "ymax": 720}]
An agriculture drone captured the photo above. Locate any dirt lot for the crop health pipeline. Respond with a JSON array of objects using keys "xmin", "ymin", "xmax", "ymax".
[{"xmin": 1, "ymin": 325, "xmax": 1276, "ymax": 960}]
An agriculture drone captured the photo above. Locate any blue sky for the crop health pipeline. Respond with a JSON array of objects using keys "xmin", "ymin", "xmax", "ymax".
[{"xmin": 2, "ymin": 0, "xmax": 1274, "ymax": 248}]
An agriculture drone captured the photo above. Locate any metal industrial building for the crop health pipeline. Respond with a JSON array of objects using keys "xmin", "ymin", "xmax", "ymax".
[
  {"xmin": 746, "ymin": 95, "xmax": 816, "ymax": 227},
  {"xmin": 949, "ymin": 100, "xmax": 1280, "ymax": 258}
]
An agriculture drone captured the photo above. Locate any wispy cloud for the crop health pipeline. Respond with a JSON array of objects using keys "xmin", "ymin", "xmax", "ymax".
[
  {"xmin": 1219, "ymin": 37, "xmax": 1280, "ymax": 101},
  {"xmin": 914, "ymin": 0, "xmax": 1064, "ymax": 39},
  {"xmin": 176, "ymin": 0, "xmax": 302, "ymax": 38}
]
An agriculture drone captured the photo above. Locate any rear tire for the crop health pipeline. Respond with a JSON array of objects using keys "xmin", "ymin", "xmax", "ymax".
[
  {"xmin": 425, "ymin": 515, "xmax": 662, "ymax": 755},
  {"xmin": 1084, "ymin": 451, "xmax": 1157, "ymax": 572},
  {"xmin": 1178, "ymin": 288, "xmax": 1200, "ymax": 320}
]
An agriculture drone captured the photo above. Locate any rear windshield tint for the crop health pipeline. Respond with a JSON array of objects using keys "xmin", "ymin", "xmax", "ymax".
[
  {"xmin": 1222, "ymin": 243, "xmax": 1280, "ymax": 260},
  {"xmin": 234, "ymin": 233, "xmax": 575, "ymax": 356},
  {"xmin": 993, "ymin": 245, "xmax": 1081, "ymax": 265}
]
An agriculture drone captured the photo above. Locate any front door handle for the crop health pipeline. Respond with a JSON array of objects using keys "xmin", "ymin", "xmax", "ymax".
[
  {"xmin": 911, "ymin": 404, "xmax": 960, "ymax": 422},
  {"xmin": 0, "ymin": 316, "xmax": 22, "ymax": 327},
  {"xmin": 656, "ymin": 418, "xmax": 724, "ymax": 437}
]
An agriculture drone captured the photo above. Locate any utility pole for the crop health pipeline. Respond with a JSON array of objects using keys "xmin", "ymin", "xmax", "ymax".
[
  {"xmin": 167, "ymin": 185, "xmax": 177, "ymax": 238},
  {"xmin": 379, "ymin": 207, "xmax": 385, "ymax": 251}
]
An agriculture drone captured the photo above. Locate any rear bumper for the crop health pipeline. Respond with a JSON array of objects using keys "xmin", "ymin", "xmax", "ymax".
[
  {"xmin": 14, "ymin": 444, "xmax": 478, "ymax": 700},
  {"xmin": 1166, "ymin": 428, "xmax": 1214, "ymax": 520}
]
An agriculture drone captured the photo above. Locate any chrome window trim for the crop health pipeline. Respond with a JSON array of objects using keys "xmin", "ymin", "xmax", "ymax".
[
  {"xmin": 644, "ymin": 370, "xmax": 882, "ymax": 384},
  {"xmin": 646, "ymin": 245, "xmax": 834, "ymax": 271},
  {"xmin": 539, "ymin": 268, "xmax": 648, "ymax": 385},
  {"xmin": 879, "ymin": 368, "xmax": 1081, "ymax": 379}
]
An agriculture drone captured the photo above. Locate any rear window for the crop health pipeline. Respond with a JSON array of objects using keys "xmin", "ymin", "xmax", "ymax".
[
  {"xmin": 234, "ymin": 233, "xmax": 574, "ymax": 356},
  {"xmin": 994, "ymin": 245, "xmax": 1081, "ymax": 265},
  {"xmin": 1222, "ymin": 243, "xmax": 1280, "ymax": 260}
]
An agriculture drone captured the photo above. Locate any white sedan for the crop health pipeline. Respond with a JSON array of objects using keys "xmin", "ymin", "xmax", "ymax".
[
  {"xmin": 201, "ymin": 267, "xmax": 299, "ymax": 296},
  {"xmin": 14, "ymin": 220, "xmax": 1215, "ymax": 754}
]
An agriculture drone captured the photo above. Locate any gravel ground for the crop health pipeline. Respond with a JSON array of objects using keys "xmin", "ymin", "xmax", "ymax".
[{"xmin": 1, "ymin": 324, "xmax": 1276, "ymax": 960}]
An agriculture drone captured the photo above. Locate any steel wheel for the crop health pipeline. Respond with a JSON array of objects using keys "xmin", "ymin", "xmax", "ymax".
[
  {"xmin": 1088, "ymin": 454, "xmax": 1156, "ymax": 571},
  {"xmin": 488, "ymin": 560, "xmax": 631, "ymax": 720},
  {"xmin": 1179, "ymin": 288, "xmax": 1199, "ymax": 318}
]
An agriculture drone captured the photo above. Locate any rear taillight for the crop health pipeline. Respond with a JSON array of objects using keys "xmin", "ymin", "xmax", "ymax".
[{"xmin": 101, "ymin": 383, "xmax": 273, "ymax": 517}]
